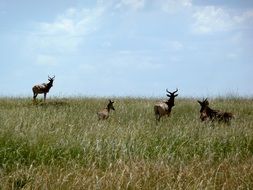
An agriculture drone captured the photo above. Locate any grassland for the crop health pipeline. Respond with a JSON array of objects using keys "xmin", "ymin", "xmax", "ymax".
[{"xmin": 0, "ymin": 97, "xmax": 252, "ymax": 189}]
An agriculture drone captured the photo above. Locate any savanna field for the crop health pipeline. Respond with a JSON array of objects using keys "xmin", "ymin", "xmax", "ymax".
[{"xmin": 0, "ymin": 97, "xmax": 253, "ymax": 189}]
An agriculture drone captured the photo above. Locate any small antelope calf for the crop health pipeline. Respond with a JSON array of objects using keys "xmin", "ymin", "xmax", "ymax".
[
  {"xmin": 32, "ymin": 75, "xmax": 55, "ymax": 101},
  {"xmin": 154, "ymin": 89, "xmax": 178, "ymax": 122},
  {"xmin": 97, "ymin": 100, "xmax": 115, "ymax": 120},
  {"xmin": 197, "ymin": 98, "xmax": 234, "ymax": 123}
]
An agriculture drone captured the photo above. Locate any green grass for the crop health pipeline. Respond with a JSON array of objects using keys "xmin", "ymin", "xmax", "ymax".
[{"xmin": 0, "ymin": 97, "xmax": 252, "ymax": 189}]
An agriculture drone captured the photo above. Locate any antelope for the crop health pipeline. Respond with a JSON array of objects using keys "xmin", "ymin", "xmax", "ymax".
[
  {"xmin": 197, "ymin": 98, "xmax": 234, "ymax": 123},
  {"xmin": 97, "ymin": 100, "xmax": 115, "ymax": 120},
  {"xmin": 32, "ymin": 75, "xmax": 55, "ymax": 101},
  {"xmin": 154, "ymin": 89, "xmax": 178, "ymax": 122}
]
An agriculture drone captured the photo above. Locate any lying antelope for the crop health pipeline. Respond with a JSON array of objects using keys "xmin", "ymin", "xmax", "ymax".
[
  {"xmin": 97, "ymin": 100, "xmax": 115, "ymax": 120},
  {"xmin": 154, "ymin": 89, "xmax": 178, "ymax": 122},
  {"xmin": 32, "ymin": 75, "xmax": 55, "ymax": 101},
  {"xmin": 197, "ymin": 98, "xmax": 233, "ymax": 123}
]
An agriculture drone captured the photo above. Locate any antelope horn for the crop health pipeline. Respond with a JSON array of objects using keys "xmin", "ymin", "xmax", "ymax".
[
  {"xmin": 48, "ymin": 75, "xmax": 55, "ymax": 80},
  {"xmin": 203, "ymin": 98, "xmax": 209, "ymax": 105},
  {"xmin": 166, "ymin": 89, "xmax": 172, "ymax": 95},
  {"xmin": 166, "ymin": 88, "xmax": 178, "ymax": 95},
  {"xmin": 172, "ymin": 88, "xmax": 178, "ymax": 94}
]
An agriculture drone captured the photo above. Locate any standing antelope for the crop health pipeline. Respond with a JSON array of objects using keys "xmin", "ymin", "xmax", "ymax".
[
  {"xmin": 97, "ymin": 100, "xmax": 115, "ymax": 120},
  {"xmin": 197, "ymin": 98, "xmax": 233, "ymax": 123},
  {"xmin": 154, "ymin": 89, "xmax": 178, "ymax": 122},
  {"xmin": 32, "ymin": 75, "xmax": 55, "ymax": 101}
]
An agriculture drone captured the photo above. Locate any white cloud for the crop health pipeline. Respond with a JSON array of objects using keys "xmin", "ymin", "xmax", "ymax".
[
  {"xmin": 24, "ymin": 6, "xmax": 106, "ymax": 68},
  {"xmin": 192, "ymin": 6, "xmax": 253, "ymax": 34},
  {"xmin": 27, "ymin": 34, "xmax": 83, "ymax": 54},
  {"xmin": 35, "ymin": 54, "xmax": 58, "ymax": 66},
  {"xmin": 192, "ymin": 6, "xmax": 232, "ymax": 34},
  {"xmin": 234, "ymin": 10, "xmax": 253, "ymax": 23},
  {"xmin": 167, "ymin": 41, "xmax": 184, "ymax": 51},
  {"xmin": 39, "ymin": 7, "xmax": 104, "ymax": 36},
  {"xmin": 161, "ymin": 0, "xmax": 192, "ymax": 13},
  {"xmin": 27, "ymin": 7, "xmax": 104, "ymax": 55},
  {"xmin": 115, "ymin": 0, "xmax": 145, "ymax": 10},
  {"xmin": 101, "ymin": 50, "xmax": 163, "ymax": 72}
]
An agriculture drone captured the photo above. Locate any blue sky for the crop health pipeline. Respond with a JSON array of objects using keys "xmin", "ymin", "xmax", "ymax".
[{"xmin": 1, "ymin": 0, "xmax": 253, "ymax": 97}]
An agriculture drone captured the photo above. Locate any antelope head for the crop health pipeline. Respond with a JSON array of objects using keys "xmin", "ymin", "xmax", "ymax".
[
  {"xmin": 166, "ymin": 88, "xmax": 178, "ymax": 106},
  {"xmin": 197, "ymin": 98, "xmax": 209, "ymax": 121},
  {"xmin": 48, "ymin": 75, "xmax": 55, "ymax": 85},
  {"xmin": 107, "ymin": 99, "xmax": 115, "ymax": 111}
]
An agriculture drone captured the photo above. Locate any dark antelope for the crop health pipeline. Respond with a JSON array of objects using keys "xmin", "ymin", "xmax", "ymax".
[
  {"xmin": 97, "ymin": 100, "xmax": 115, "ymax": 120},
  {"xmin": 32, "ymin": 75, "xmax": 55, "ymax": 101},
  {"xmin": 154, "ymin": 89, "xmax": 178, "ymax": 122},
  {"xmin": 197, "ymin": 98, "xmax": 233, "ymax": 123}
]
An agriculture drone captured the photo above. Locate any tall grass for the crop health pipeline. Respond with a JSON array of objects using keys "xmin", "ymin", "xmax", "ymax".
[{"xmin": 0, "ymin": 97, "xmax": 252, "ymax": 189}]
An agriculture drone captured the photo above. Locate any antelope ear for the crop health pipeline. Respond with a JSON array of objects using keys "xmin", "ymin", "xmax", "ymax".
[
  {"xmin": 203, "ymin": 98, "xmax": 208, "ymax": 105},
  {"xmin": 166, "ymin": 94, "xmax": 171, "ymax": 97},
  {"xmin": 174, "ymin": 94, "xmax": 178, "ymax": 97},
  {"xmin": 197, "ymin": 100, "xmax": 202, "ymax": 105},
  {"xmin": 109, "ymin": 99, "xmax": 114, "ymax": 103}
]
